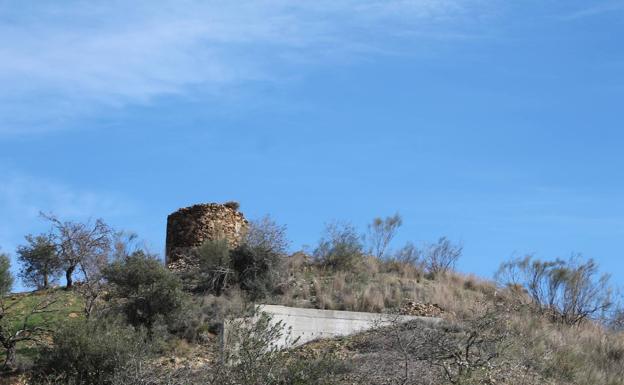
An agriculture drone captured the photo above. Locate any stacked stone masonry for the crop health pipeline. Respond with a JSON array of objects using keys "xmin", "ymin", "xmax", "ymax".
[{"xmin": 165, "ymin": 203, "xmax": 248, "ymax": 272}]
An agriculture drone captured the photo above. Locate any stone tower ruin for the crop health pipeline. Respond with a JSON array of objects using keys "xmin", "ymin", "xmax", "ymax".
[{"xmin": 165, "ymin": 202, "xmax": 248, "ymax": 272}]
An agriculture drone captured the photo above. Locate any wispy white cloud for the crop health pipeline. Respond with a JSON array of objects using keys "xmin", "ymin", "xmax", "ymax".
[
  {"xmin": 560, "ymin": 1, "xmax": 624, "ymax": 20},
  {"xmin": 0, "ymin": 0, "xmax": 490, "ymax": 135},
  {"xmin": 0, "ymin": 168, "xmax": 133, "ymax": 254}
]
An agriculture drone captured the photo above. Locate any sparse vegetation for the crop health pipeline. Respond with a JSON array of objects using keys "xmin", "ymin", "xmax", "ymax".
[
  {"xmin": 196, "ymin": 238, "xmax": 234, "ymax": 294},
  {"xmin": 314, "ymin": 221, "xmax": 365, "ymax": 271},
  {"xmin": 0, "ymin": 210, "xmax": 622, "ymax": 385},
  {"xmin": 35, "ymin": 316, "xmax": 151, "ymax": 385},
  {"xmin": 1, "ymin": 288, "xmax": 59, "ymax": 370},
  {"xmin": 193, "ymin": 215, "xmax": 289, "ymax": 299},
  {"xmin": 423, "ymin": 237, "xmax": 463, "ymax": 277},
  {"xmin": 496, "ymin": 254, "xmax": 614, "ymax": 325},
  {"xmin": 366, "ymin": 213, "xmax": 402, "ymax": 259}
]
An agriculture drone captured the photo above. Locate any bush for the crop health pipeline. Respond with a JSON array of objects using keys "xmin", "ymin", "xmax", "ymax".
[
  {"xmin": 244, "ymin": 215, "xmax": 289, "ymax": 255},
  {"xmin": 496, "ymin": 255, "xmax": 613, "ymax": 325},
  {"xmin": 223, "ymin": 201, "xmax": 240, "ymax": 211},
  {"xmin": 0, "ymin": 253, "xmax": 13, "ymax": 296},
  {"xmin": 217, "ymin": 311, "xmax": 343, "ymax": 385},
  {"xmin": 366, "ymin": 213, "xmax": 402, "ymax": 259},
  {"xmin": 196, "ymin": 239, "xmax": 234, "ymax": 294},
  {"xmin": 103, "ymin": 251, "xmax": 186, "ymax": 330},
  {"xmin": 231, "ymin": 244, "xmax": 285, "ymax": 300},
  {"xmin": 422, "ymin": 237, "xmax": 462, "ymax": 276},
  {"xmin": 167, "ymin": 289, "xmax": 250, "ymax": 343},
  {"xmin": 193, "ymin": 215, "xmax": 289, "ymax": 299},
  {"xmin": 314, "ymin": 221, "xmax": 364, "ymax": 271},
  {"xmin": 36, "ymin": 317, "xmax": 150, "ymax": 385}
]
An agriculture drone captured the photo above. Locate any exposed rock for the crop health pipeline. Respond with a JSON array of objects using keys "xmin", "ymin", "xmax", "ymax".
[
  {"xmin": 165, "ymin": 202, "xmax": 248, "ymax": 272},
  {"xmin": 399, "ymin": 301, "xmax": 445, "ymax": 317}
]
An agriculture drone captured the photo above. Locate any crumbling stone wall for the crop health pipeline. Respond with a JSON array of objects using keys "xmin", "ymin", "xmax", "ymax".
[{"xmin": 165, "ymin": 203, "xmax": 248, "ymax": 271}]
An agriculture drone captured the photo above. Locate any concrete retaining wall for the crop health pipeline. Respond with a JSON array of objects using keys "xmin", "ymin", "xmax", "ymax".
[{"xmin": 224, "ymin": 304, "xmax": 441, "ymax": 350}]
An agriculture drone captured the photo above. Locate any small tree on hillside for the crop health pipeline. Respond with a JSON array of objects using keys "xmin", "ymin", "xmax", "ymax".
[
  {"xmin": 367, "ymin": 213, "xmax": 402, "ymax": 259},
  {"xmin": 423, "ymin": 237, "xmax": 463, "ymax": 276},
  {"xmin": 314, "ymin": 221, "xmax": 364, "ymax": 271},
  {"xmin": 43, "ymin": 213, "xmax": 112, "ymax": 289},
  {"xmin": 16, "ymin": 234, "xmax": 62, "ymax": 290}
]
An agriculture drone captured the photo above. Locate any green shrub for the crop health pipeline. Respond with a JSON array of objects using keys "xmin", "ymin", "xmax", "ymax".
[
  {"xmin": 217, "ymin": 311, "xmax": 343, "ymax": 385},
  {"xmin": 196, "ymin": 239, "xmax": 234, "ymax": 294},
  {"xmin": 231, "ymin": 244, "xmax": 284, "ymax": 300},
  {"xmin": 168, "ymin": 290, "xmax": 248, "ymax": 342},
  {"xmin": 36, "ymin": 317, "xmax": 150, "ymax": 385},
  {"xmin": 314, "ymin": 221, "xmax": 364, "ymax": 271},
  {"xmin": 103, "ymin": 251, "xmax": 185, "ymax": 330}
]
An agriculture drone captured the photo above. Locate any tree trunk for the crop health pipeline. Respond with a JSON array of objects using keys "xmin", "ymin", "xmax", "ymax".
[
  {"xmin": 43, "ymin": 273, "xmax": 49, "ymax": 289},
  {"xmin": 66, "ymin": 265, "xmax": 75, "ymax": 289},
  {"xmin": 4, "ymin": 343, "xmax": 16, "ymax": 370}
]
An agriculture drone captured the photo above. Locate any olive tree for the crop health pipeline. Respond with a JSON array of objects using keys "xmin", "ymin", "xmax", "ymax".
[
  {"xmin": 103, "ymin": 251, "xmax": 185, "ymax": 330},
  {"xmin": 16, "ymin": 234, "xmax": 62, "ymax": 290},
  {"xmin": 42, "ymin": 213, "xmax": 112, "ymax": 289}
]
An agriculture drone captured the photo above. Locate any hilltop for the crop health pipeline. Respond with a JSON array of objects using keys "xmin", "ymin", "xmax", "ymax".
[{"xmin": 1, "ymin": 206, "xmax": 623, "ymax": 384}]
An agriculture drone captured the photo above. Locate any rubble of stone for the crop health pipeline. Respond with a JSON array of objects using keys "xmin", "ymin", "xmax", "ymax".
[
  {"xmin": 399, "ymin": 301, "xmax": 445, "ymax": 317},
  {"xmin": 165, "ymin": 202, "xmax": 248, "ymax": 272}
]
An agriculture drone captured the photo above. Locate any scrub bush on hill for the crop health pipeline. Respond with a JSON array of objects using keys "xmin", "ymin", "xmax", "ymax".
[
  {"xmin": 366, "ymin": 213, "xmax": 403, "ymax": 259},
  {"xmin": 195, "ymin": 215, "xmax": 289, "ymax": 300},
  {"xmin": 196, "ymin": 238, "xmax": 234, "ymax": 295},
  {"xmin": 103, "ymin": 251, "xmax": 185, "ymax": 331},
  {"xmin": 422, "ymin": 237, "xmax": 462, "ymax": 277},
  {"xmin": 230, "ymin": 244, "xmax": 285, "ymax": 300},
  {"xmin": 496, "ymin": 254, "xmax": 614, "ymax": 325},
  {"xmin": 35, "ymin": 317, "xmax": 151, "ymax": 385},
  {"xmin": 314, "ymin": 221, "xmax": 365, "ymax": 271}
]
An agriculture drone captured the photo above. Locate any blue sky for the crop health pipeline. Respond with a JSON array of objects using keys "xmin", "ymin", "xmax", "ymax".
[{"xmin": 1, "ymin": 1, "xmax": 623, "ymax": 291}]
